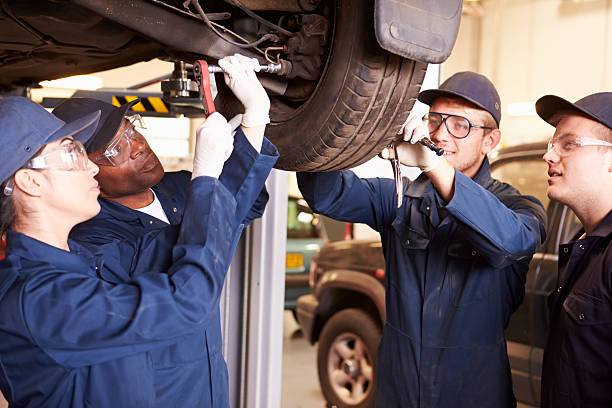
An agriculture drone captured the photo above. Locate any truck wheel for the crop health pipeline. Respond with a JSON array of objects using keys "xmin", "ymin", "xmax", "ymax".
[
  {"xmin": 317, "ymin": 308, "xmax": 381, "ymax": 408},
  {"xmin": 216, "ymin": 0, "xmax": 427, "ymax": 172}
]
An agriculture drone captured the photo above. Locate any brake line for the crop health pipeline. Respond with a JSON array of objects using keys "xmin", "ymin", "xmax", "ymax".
[
  {"xmin": 190, "ymin": 0, "xmax": 279, "ymax": 50},
  {"xmin": 231, "ymin": 0, "xmax": 294, "ymax": 37}
]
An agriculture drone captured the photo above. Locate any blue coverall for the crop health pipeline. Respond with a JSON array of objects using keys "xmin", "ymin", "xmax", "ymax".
[
  {"xmin": 66, "ymin": 129, "xmax": 279, "ymax": 407},
  {"xmin": 0, "ymin": 130, "xmax": 277, "ymax": 407},
  {"xmin": 297, "ymin": 158, "xmax": 546, "ymax": 408},
  {"xmin": 0, "ymin": 177, "xmax": 239, "ymax": 407}
]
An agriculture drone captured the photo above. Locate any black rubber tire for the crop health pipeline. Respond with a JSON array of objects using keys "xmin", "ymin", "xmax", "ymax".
[
  {"xmin": 216, "ymin": 0, "xmax": 427, "ymax": 172},
  {"xmin": 317, "ymin": 308, "xmax": 381, "ymax": 408}
]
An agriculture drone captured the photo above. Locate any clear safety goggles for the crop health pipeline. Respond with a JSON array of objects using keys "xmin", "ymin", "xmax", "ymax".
[
  {"xmin": 3, "ymin": 140, "xmax": 90, "ymax": 196},
  {"xmin": 27, "ymin": 140, "xmax": 90, "ymax": 171},
  {"xmin": 91, "ymin": 114, "xmax": 147, "ymax": 167},
  {"xmin": 547, "ymin": 134, "xmax": 612, "ymax": 157}
]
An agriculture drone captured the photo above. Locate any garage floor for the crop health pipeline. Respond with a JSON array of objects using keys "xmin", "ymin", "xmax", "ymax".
[{"xmin": 282, "ymin": 311, "xmax": 327, "ymax": 407}]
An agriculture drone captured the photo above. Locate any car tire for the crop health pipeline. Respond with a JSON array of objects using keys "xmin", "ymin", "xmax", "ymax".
[
  {"xmin": 216, "ymin": 0, "xmax": 427, "ymax": 172},
  {"xmin": 317, "ymin": 308, "xmax": 381, "ymax": 408}
]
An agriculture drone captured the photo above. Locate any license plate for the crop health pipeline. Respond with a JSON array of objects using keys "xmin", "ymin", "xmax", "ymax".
[{"xmin": 286, "ymin": 253, "xmax": 304, "ymax": 268}]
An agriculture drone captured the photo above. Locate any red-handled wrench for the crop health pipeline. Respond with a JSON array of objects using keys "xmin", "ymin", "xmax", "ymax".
[{"xmin": 193, "ymin": 60, "xmax": 216, "ymax": 117}]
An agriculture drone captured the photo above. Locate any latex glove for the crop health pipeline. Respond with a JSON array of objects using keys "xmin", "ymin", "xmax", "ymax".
[
  {"xmin": 192, "ymin": 112, "xmax": 234, "ymax": 179},
  {"xmin": 218, "ymin": 53, "xmax": 270, "ymax": 128},
  {"xmin": 395, "ymin": 116, "xmax": 442, "ymax": 172}
]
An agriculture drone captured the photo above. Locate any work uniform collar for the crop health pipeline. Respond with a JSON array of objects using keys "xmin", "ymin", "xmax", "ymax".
[
  {"xmin": 405, "ymin": 157, "xmax": 492, "ymax": 198},
  {"xmin": 98, "ymin": 185, "xmax": 182, "ymax": 225},
  {"xmin": 98, "ymin": 198, "xmax": 140, "ymax": 222},
  {"xmin": 587, "ymin": 209, "xmax": 612, "ymax": 238},
  {"xmin": 5, "ymin": 230, "xmax": 95, "ymax": 276}
]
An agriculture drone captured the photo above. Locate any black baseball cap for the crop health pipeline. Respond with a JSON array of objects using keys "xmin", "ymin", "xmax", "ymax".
[
  {"xmin": 536, "ymin": 92, "xmax": 612, "ymax": 130},
  {"xmin": 53, "ymin": 97, "xmax": 141, "ymax": 153},
  {"xmin": 418, "ymin": 71, "xmax": 502, "ymax": 127}
]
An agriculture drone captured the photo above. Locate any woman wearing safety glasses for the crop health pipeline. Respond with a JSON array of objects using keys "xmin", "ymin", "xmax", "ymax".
[{"xmin": 0, "ymin": 96, "xmax": 261, "ymax": 407}]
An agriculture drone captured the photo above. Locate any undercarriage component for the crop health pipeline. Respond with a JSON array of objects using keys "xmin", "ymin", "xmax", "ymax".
[
  {"xmin": 280, "ymin": 14, "xmax": 328, "ymax": 80},
  {"xmin": 223, "ymin": 0, "xmax": 321, "ymax": 12},
  {"xmin": 162, "ymin": 61, "xmax": 198, "ymax": 99},
  {"xmin": 73, "ymin": 0, "xmax": 260, "ymax": 60}
]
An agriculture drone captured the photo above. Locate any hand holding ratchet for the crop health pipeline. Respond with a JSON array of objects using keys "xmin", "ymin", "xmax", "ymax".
[
  {"xmin": 218, "ymin": 53, "xmax": 270, "ymax": 128},
  {"xmin": 397, "ymin": 116, "xmax": 443, "ymax": 172}
]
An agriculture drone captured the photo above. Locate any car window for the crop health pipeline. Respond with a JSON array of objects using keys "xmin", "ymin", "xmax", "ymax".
[
  {"xmin": 287, "ymin": 198, "xmax": 325, "ymax": 239},
  {"xmin": 491, "ymin": 158, "xmax": 550, "ymax": 209}
]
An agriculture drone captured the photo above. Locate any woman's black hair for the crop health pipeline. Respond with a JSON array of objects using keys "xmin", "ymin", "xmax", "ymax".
[
  {"xmin": 0, "ymin": 177, "xmax": 17, "ymax": 237},
  {"xmin": 0, "ymin": 145, "xmax": 45, "ymax": 236}
]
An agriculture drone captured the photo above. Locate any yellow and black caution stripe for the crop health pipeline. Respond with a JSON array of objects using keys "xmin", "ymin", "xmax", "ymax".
[{"xmin": 112, "ymin": 95, "xmax": 169, "ymax": 114}]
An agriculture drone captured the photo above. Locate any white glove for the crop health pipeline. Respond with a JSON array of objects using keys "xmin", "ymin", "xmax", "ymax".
[
  {"xmin": 192, "ymin": 112, "xmax": 234, "ymax": 179},
  {"xmin": 218, "ymin": 53, "xmax": 270, "ymax": 128},
  {"xmin": 395, "ymin": 116, "xmax": 442, "ymax": 172}
]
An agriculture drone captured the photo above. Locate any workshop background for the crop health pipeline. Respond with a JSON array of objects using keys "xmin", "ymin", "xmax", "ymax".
[{"xmin": 1, "ymin": 1, "xmax": 611, "ymax": 407}]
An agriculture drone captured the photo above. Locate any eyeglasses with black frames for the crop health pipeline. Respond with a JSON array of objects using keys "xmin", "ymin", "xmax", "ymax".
[{"xmin": 423, "ymin": 112, "xmax": 493, "ymax": 139}]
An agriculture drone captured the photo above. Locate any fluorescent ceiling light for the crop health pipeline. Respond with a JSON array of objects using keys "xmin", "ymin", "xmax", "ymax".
[
  {"xmin": 507, "ymin": 102, "xmax": 536, "ymax": 117},
  {"xmin": 39, "ymin": 75, "xmax": 103, "ymax": 90}
]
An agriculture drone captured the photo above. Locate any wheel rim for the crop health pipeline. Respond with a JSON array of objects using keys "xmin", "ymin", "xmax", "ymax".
[{"xmin": 327, "ymin": 331, "xmax": 374, "ymax": 404}]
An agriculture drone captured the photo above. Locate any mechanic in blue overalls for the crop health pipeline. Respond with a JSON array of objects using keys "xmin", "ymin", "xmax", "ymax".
[
  {"xmin": 537, "ymin": 92, "xmax": 612, "ymax": 408},
  {"xmin": 298, "ymin": 72, "xmax": 547, "ymax": 407},
  {"xmin": 0, "ymin": 91, "xmax": 266, "ymax": 406},
  {"xmin": 48, "ymin": 54, "xmax": 278, "ymax": 407},
  {"xmin": 53, "ymin": 54, "xmax": 274, "ymax": 251}
]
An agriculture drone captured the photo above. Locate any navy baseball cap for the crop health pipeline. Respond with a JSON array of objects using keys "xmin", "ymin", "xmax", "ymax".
[
  {"xmin": 536, "ymin": 92, "xmax": 612, "ymax": 130},
  {"xmin": 0, "ymin": 97, "xmax": 100, "ymax": 184},
  {"xmin": 418, "ymin": 71, "xmax": 502, "ymax": 126},
  {"xmin": 53, "ymin": 97, "xmax": 141, "ymax": 153}
]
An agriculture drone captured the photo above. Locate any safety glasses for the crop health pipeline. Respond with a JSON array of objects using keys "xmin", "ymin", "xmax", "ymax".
[
  {"xmin": 91, "ymin": 114, "xmax": 147, "ymax": 167},
  {"xmin": 547, "ymin": 134, "xmax": 612, "ymax": 157},
  {"xmin": 4, "ymin": 140, "xmax": 91, "ymax": 196},
  {"xmin": 26, "ymin": 140, "xmax": 90, "ymax": 172}
]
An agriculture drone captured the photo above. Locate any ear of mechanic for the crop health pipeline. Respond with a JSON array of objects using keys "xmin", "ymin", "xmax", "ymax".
[
  {"xmin": 537, "ymin": 92, "xmax": 612, "ymax": 408},
  {"xmin": 0, "ymin": 54, "xmax": 278, "ymax": 407},
  {"xmin": 297, "ymin": 72, "xmax": 547, "ymax": 407},
  {"xmin": 0, "ymin": 88, "xmax": 258, "ymax": 407}
]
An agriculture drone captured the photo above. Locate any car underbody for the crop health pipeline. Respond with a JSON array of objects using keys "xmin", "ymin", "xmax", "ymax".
[{"xmin": 0, "ymin": 0, "xmax": 461, "ymax": 171}]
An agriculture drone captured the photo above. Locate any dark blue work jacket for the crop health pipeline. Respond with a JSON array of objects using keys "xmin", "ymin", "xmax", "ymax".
[
  {"xmin": 0, "ymin": 177, "xmax": 239, "ymax": 408},
  {"xmin": 68, "ymin": 130, "xmax": 278, "ymax": 408},
  {"xmin": 298, "ymin": 158, "xmax": 546, "ymax": 408},
  {"xmin": 541, "ymin": 210, "xmax": 612, "ymax": 408}
]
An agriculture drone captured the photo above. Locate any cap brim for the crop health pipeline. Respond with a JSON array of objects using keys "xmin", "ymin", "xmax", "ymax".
[
  {"xmin": 85, "ymin": 99, "xmax": 141, "ymax": 152},
  {"xmin": 418, "ymin": 89, "xmax": 496, "ymax": 123},
  {"xmin": 535, "ymin": 95, "xmax": 601, "ymax": 127},
  {"xmin": 46, "ymin": 110, "xmax": 101, "ymax": 145}
]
